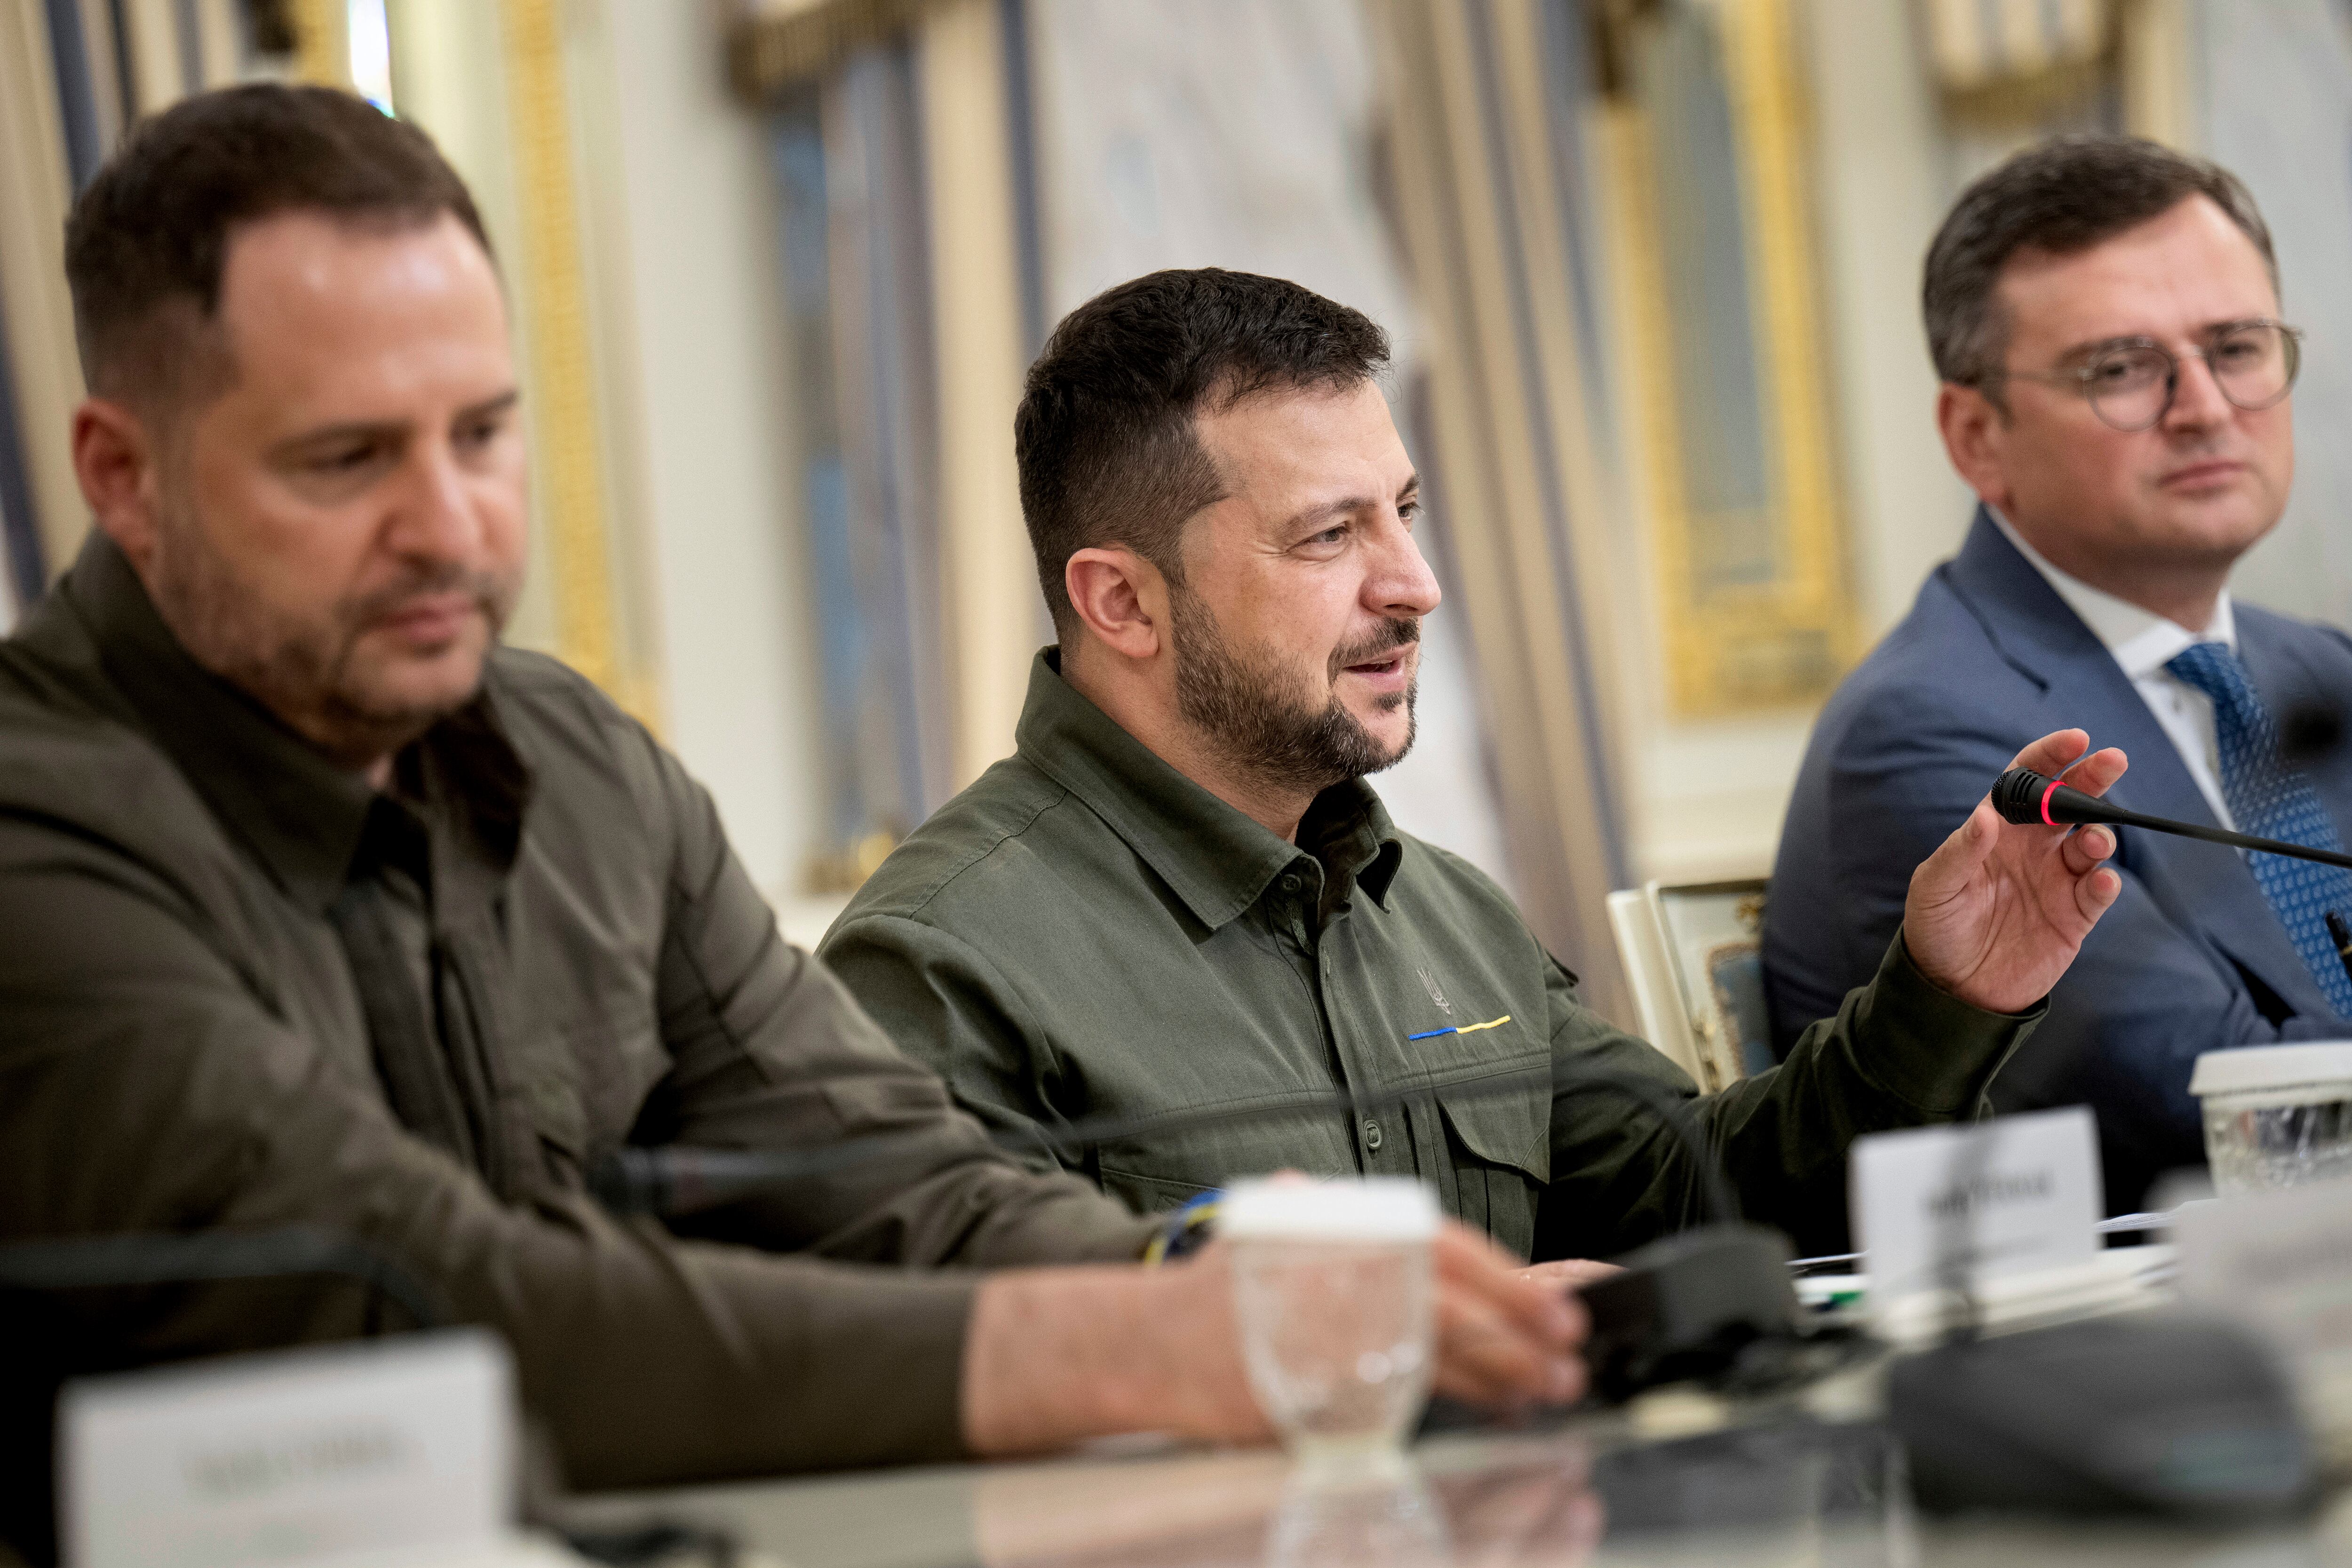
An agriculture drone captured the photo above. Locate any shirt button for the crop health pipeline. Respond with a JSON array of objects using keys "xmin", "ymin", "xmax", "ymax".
[
  {"xmin": 1280, "ymin": 874, "xmax": 1302, "ymax": 894},
  {"xmin": 1363, "ymin": 1119, "xmax": 1383, "ymax": 1150}
]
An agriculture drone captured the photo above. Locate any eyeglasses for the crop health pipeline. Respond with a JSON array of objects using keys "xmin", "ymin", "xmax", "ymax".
[{"xmin": 1987, "ymin": 319, "xmax": 2305, "ymax": 432}]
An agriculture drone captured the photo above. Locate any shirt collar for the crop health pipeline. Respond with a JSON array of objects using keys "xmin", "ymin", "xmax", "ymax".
[
  {"xmin": 1012, "ymin": 648, "xmax": 1406, "ymax": 930},
  {"xmin": 64, "ymin": 531, "xmax": 531, "ymax": 915},
  {"xmin": 1987, "ymin": 507, "xmax": 2237, "ymax": 679},
  {"xmin": 1298, "ymin": 780, "xmax": 1406, "ymax": 909}
]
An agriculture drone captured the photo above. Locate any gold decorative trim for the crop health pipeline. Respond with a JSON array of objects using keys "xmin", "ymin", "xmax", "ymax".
[
  {"xmin": 2118, "ymin": 0, "xmax": 2192, "ymax": 146},
  {"xmin": 1924, "ymin": 0, "xmax": 2113, "ymax": 94},
  {"xmin": 287, "ymin": 0, "xmax": 347, "ymax": 87},
  {"xmin": 729, "ymin": 0, "xmax": 941, "ymax": 100},
  {"xmin": 1605, "ymin": 0, "xmax": 1857, "ymax": 716},
  {"xmin": 1721, "ymin": 0, "xmax": 1855, "ymax": 676},
  {"xmin": 499, "ymin": 0, "xmax": 620, "ymax": 704}
]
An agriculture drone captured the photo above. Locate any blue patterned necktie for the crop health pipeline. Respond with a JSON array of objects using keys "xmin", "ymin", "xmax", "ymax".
[{"xmin": 2165, "ymin": 641, "xmax": 2352, "ymax": 1018}]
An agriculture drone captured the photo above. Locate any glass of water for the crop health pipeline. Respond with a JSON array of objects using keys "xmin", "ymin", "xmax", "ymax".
[
  {"xmin": 2191, "ymin": 1043, "xmax": 2352, "ymax": 1194},
  {"xmin": 1222, "ymin": 1178, "xmax": 1440, "ymax": 1460}
]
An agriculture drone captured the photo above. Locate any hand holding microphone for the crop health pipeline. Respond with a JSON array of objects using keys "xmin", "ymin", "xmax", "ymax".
[{"xmin": 1902, "ymin": 730, "xmax": 2129, "ymax": 1014}]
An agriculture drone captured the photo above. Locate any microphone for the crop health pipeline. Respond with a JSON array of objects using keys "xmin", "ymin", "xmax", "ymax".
[
  {"xmin": 0, "ymin": 1226, "xmax": 446, "ymax": 1328},
  {"xmin": 595, "ymin": 1058, "xmax": 1810, "ymax": 1405},
  {"xmin": 1991, "ymin": 767, "xmax": 2352, "ymax": 874}
]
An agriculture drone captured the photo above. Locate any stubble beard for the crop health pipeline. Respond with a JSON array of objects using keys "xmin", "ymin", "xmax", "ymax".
[
  {"xmin": 1169, "ymin": 581, "xmax": 1419, "ymax": 801},
  {"xmin": 148, "ymin": 494, "xmax": 516, "ymax": 769}
]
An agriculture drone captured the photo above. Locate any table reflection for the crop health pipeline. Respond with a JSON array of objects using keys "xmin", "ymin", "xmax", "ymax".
[
  {"xmin": 973, "ymin": 1442, "xmax": 1604, "ymax": 1568},
  {"xmin": 1262, "ymin": 1457, "xmax": 1452, "ymax": 1568},
  {"xmin": 1585, "ymin": 1420, "xmax": 1914, "ymax": 1568},
  {"xmin": 969, "ymin": 1417, "xmax": 1915, "ymax": 1568}
]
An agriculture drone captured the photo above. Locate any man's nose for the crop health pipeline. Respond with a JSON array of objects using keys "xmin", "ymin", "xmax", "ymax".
[
  {"xmin": 385, "ymin": 446, "xmax": 484, "ymax": 561},
  {"xmin": 1371, "ymin": 513, "xmax": 1443, "ymax": 618},
  {"xmin": 2162, "ymin": 349, "xmax": 2233, "ymax": 432}
]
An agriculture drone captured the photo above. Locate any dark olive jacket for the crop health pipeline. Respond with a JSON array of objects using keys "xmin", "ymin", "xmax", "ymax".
[{"xmin": 0, "ymin": 538, "xmax": 1155, "ymax": 1559}]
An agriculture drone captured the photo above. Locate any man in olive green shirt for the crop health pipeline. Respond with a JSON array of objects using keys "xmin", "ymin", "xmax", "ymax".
[
  {"xmin": 0, "ymin": 92, "xmax": 1586, "ymax": 1561},
  {"xmin": 824, "ymin": 269, "xmax": 2130, "ymax": 1262}
]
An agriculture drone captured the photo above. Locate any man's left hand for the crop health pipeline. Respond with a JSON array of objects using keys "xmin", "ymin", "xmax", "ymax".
[
  {"xmin": 1518, "ymin": 1258, "xmax": 1621, "ymax": 1293},
  {"xmin": 1903, "ymin": 728, "xmax": 2126, "ymax": 1015}
]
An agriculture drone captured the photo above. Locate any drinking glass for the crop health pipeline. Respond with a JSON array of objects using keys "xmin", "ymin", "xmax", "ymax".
[{"xmin": 1222, "ymin": 1178, "xmax": 1440, "ymax": 1459}]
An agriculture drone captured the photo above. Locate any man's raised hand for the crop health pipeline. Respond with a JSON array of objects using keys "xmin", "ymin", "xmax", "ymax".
[{"xmin": 1903, "ymin": 729, "xmax": 2127, "ymax": 1015}]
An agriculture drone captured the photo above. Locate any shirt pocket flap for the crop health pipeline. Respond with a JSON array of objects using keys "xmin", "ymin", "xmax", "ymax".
[
  {"xmin": 501, "ymin": 1023, "xmax": 593, "ymax": 1164},
  {"xmin": 1437, "ymin": 1075, "xmax": 1549, "ymax": 1184},
  {"xmin": 1098, "ymin": 1163, "xmax": 1218, "ymax": 1215}
]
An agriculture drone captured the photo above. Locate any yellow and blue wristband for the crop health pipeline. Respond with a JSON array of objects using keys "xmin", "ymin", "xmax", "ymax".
[{"xmin": 1143, "ymin": 1190, "xmax": 1222, "ymax": 1266}]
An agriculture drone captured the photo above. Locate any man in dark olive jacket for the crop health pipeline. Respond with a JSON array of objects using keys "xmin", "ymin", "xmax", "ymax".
[{"xmin": 821, "ymin": 267, "xmax": 2131, "ymax": 1262}]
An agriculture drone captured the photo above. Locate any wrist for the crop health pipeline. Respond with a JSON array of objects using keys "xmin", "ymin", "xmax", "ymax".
[
  {"xmin": 961, "ymin": 1257, "xmax": 1263, "ymax": 1456},
  {"xmin": 962, "ymin": 1266, "xmax": 1172, "ymax": 1454}
]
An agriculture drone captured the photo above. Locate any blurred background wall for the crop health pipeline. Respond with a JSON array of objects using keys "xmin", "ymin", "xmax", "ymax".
[{"xmin": 1, "ymin": 0, "xmax": 2345, "ymax": 1024}]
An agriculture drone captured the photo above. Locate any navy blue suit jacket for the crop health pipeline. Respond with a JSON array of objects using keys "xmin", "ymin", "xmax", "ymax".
[{"xmin": 1764, "ymin": 509, "xmax": 2352, "ymax": 1212}]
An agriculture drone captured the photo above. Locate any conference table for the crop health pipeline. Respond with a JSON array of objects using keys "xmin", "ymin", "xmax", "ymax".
[{"xmin": 560, "ymin": 1387, "xmax": 2352, "ymax": 1568}]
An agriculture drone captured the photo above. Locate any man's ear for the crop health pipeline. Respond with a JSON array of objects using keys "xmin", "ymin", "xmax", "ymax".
[
  {"xmin": 1937, "ymin": 382, "xmax": 2012, "ymax": 513},
  {"xmin": 73, "ymin": 398, "xmax": 166, "ymax": 572},
  {"xmin": 1065, "ymin": 545, "xmax": 1167, "ymax": 663}
]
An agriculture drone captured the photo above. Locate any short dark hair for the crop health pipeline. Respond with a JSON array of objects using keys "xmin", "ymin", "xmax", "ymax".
[
  {"xmin": 1923, "ymin": 133, "xmax": 2277, "ymax": 398},
  {"xmin": 64, "ymin": 83, "xmax": 490, "ymax": 413},
  {"xmin": 1015, "ymin": 268, "xmax": 1391, "ymax": 635}
]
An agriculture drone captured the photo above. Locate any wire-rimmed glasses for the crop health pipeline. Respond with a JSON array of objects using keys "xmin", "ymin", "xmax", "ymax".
[{"xmin": 1989, "ymin": 319, "xmax": 2304, "ymax": 432}]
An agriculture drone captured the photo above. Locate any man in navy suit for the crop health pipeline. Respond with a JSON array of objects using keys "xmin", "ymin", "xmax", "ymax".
[{"xmin": 1766, "ymin": 135, "xmax": 2352, "ymax": 1213}]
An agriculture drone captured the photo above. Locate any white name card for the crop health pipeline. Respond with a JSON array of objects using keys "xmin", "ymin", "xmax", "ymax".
[
  {"xmin": 1851, "ymin": 1105, "xmax": 2103, "ymax": 1313},
  {"xmin": 63, "ymin": 1329, "xmax": 514, "ymax": 1568}
]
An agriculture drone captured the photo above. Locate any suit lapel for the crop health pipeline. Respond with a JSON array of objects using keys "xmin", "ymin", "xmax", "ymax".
[{"xmin": 1947, "ymin": 509, "xmax": 2329, "ymax": 1018}]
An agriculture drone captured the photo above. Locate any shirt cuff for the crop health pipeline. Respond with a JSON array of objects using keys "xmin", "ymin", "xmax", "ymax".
[
  {"xmin": 1842, "ymin": 925, "xmax": 2046, "ymax": 1117},
  {"xmin": 791, "ymin": 1269, "xmax": 982, "ymax": 1468}
]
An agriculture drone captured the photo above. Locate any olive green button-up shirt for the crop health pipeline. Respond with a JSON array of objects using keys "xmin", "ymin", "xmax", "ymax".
[
  {"xmin": 0, "ymin": 540, "xmax": 1156, "ymax": 1553},
  {"xmin": 823, "ymin": 652, "xmax": 2042, "ymax": 1262}
]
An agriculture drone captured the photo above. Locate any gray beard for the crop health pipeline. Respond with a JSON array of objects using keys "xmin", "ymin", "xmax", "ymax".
[{"xmin": 1169, "ymin": 585, "xmax": 1418, "ymax": 800}]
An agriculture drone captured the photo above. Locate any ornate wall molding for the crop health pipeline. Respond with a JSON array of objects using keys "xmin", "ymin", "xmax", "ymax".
[
  {"xmin": 730, "ymin": 0, "xmax": 944, "ymax": 98},
  {"xmin": 500, "ymin": 0, "xmax": 627, "ymax": 710}
]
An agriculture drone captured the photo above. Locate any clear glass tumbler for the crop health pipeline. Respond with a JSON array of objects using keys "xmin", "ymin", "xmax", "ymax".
[
  {"xmin": 2191, "ymin": 1044, "xmax": 2352, "ymax": 1194},
  {"xmin": 1222, "ymin": 1178, "xmax": 1440, "ymax": 1459},
  {"xmin": 2203, "ymin": 1097, "xmax": 2352, "ymax": 1194}
]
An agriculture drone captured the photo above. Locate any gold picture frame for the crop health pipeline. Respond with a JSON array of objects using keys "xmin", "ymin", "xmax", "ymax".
[{"xmin": 1599, "ymin": 0, "xmax": 1858, "ymax": 716}]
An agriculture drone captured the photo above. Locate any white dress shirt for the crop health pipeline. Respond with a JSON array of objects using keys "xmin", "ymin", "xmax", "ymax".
[{"xmin": 1988, "ymin": 509, "xmax": 2239, "ymax": 829}]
